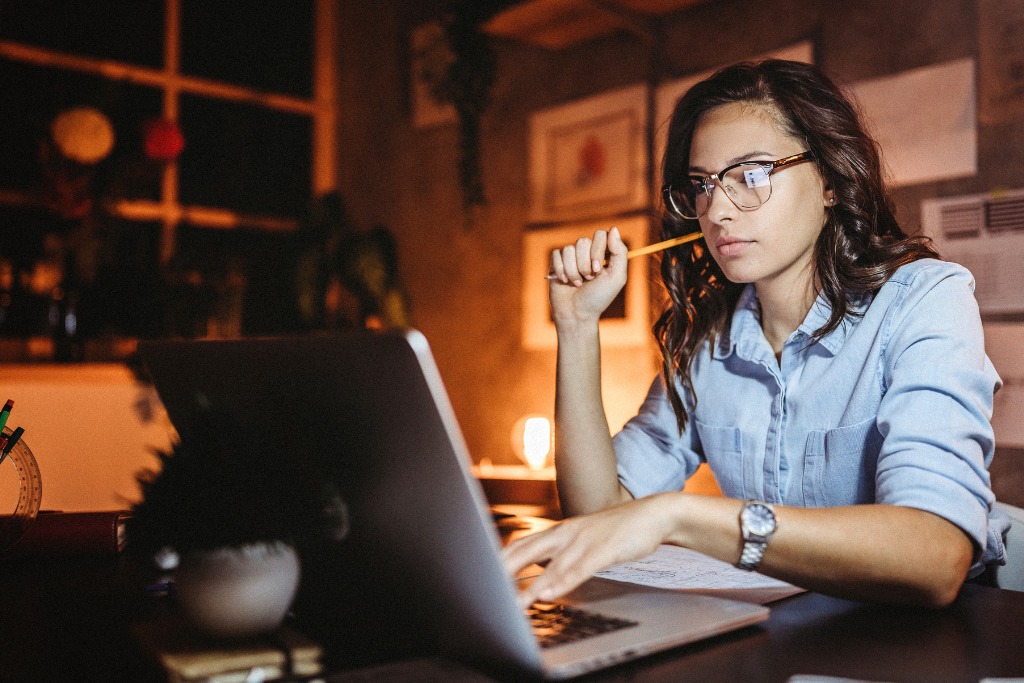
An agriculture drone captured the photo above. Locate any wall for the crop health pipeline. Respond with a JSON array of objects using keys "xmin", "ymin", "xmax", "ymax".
[
  {"xmin": 0, "ymin": 364, "xmax": 173, "ymax": 512},
  {"xmin": 334, "ymin": 0, "xmax": 1024, "ymax": 503}
]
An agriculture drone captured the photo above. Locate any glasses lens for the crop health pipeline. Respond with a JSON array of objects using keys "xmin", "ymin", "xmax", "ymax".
[
  {"xmin": 722, "ymin": 164, "xmax": 771, "ymax": 209},
  {"xmin": 666, "ymin": 179, "xmax": 705, "ymax": 219}
]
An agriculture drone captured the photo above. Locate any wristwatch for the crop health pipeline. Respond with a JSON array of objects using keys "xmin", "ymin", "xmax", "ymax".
[{"xmin": 737, "ymin": 500, "xmax": 777, "ymax": 571}]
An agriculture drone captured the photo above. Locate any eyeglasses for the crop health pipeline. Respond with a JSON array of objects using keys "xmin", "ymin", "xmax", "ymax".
[{"xmin": 663, "ymin": 151, "xmax": 816, "ymax": 220}]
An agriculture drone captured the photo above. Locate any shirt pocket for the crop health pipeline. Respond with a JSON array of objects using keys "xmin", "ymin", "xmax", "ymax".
[
  {"xmin": 694, "ymin": 418, "xmax": 745, "ymax": 498},
  {"xmin": 803, "ymin": 416, "xmax": 882, "ymax": 507}
]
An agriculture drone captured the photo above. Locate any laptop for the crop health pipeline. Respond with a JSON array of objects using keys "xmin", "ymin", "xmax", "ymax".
[{"xmin": 136, "ymin": 330, "xmax": 768, "ymax": 679}]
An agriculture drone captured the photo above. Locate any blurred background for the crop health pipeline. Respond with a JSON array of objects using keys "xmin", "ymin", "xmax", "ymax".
[{"xmin": 1, "ymin": 0, "xmax": 1022, "ymax": 511}]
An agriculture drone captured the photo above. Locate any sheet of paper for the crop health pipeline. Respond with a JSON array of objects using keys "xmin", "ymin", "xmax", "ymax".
[
  {"xmin": 850, "ymin": 58, "xmax": 976, "ymax": 187},
  {"xmin": 595, "ymin": 545, "xmax": 805, "ymax": 605}
]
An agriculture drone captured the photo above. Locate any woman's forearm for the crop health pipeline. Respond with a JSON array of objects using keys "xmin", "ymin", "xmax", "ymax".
[
  {"xmin": 659, "ymin": 494, "xmax": 974, "ymax": 607},
  {"xmin": 553, "ymin": 320, "xmax": 632, "ymax": 516},
  {"xmin": 505, "ymin": 493, "xmax": 975, "ymax": 609}
]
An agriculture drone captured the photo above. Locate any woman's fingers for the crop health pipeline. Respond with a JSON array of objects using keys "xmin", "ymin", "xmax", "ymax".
[
  {"xmin": 502, "ymin": 496, "xmax": 674, "ymax": 608},
  {"xmin": 606, "ymin": 226, "xmax": 627, "ymax": 268},
  {"xmin": 590, "ymin": 230, "xmax": 608, "ymax": 276},
  {"xmin": 503, "ymin": 523, "xmax": 590, "ymax": 607},
  {"xmin": 548, "ymin": 230, "xmax": 617, "ymax": 287}
]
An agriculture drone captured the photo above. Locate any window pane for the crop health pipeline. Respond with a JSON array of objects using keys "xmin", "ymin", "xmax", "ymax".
[
  {"xmin": 0, "ymin": 59, "xmax": 164, "ymax": 201},
  {"xmin": 173, "ymin": 223, "xmax": 302, "ymax": 337},
  {"xmin": 181, "ymin": 0, "xmax": 313, "ymax": 98},
  {"xmin": 0, "ymin": 0, "xmax": 164, "ymax": 67},
  {"xmin": 178, "ymin": 95, "xmax": 312, "ymax": 217},
  {"xmin": 87, "ymin": 219, "xmax": 164, "ymax": 338},
  {"xmin": 0, "ymin": 207, "xmax": 163, "ymax": 339}
]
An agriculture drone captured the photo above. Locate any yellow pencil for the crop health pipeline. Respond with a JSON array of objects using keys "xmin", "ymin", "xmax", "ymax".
[
  {"xmin": 545, "ymin": 230, "xmax": 703, "ymax": 279},
  {"xmin": 625, "ymin": 231, "xmax": 704, "ymax": 258}
]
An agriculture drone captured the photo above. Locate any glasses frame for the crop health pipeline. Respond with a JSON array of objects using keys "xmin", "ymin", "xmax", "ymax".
[{"xmin": 663, "ymin": 150, "xmax": 816, "ymax": 220}]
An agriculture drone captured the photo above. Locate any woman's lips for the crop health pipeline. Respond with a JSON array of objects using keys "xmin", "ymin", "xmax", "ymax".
[{"xmin": 716, "ymin": 237, "xmax": 752, "ymax": 257}]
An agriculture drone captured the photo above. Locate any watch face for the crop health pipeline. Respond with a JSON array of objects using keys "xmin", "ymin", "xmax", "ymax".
[{"xmin": 743, "ymin": 503, "xmax": 776, "ymax": 536}]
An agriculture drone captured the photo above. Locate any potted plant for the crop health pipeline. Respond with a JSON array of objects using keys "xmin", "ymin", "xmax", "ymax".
[{"xmin": 127, "ymin": 398, "xmax": 344, "ymax": 639}]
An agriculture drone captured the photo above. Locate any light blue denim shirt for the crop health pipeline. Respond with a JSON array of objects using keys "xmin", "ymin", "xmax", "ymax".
[{"xmin": 614, "ymin": 258, "xmax": 1008, "ymax": 570}]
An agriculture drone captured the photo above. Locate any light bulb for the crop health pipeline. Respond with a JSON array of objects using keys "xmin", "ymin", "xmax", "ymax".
[{"xmin": 512, "ymin": 415, "xmax": 552, "ymax": 471}]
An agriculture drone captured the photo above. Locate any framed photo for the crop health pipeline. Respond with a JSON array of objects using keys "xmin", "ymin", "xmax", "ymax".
[
  {"xmin": 979, "ymin": 0, "xmax": 1024, "ymax": 125},
  {"xmin": 528, "ymin": 84, "xmax": 648, "ymax": 224},
  {"xmin": 409, "ymin": 21, "xmax": 457, "ymax": 128},
  {"xmin": 521, "ymin": 215, "xmax": 651, "ymax": 349}
]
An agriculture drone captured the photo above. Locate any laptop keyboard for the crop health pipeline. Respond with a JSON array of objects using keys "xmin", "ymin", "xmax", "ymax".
[{"xmin": 527, "ymin": 602, "xmax": 639, "ymax": 649}]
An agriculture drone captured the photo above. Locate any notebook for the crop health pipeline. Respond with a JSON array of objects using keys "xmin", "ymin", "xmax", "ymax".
[{"xmin": 136, "ymin": 330, "xmax": 769, "ymax": 680}]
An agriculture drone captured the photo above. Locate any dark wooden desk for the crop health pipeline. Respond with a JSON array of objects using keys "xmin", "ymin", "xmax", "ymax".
[{"xmin": 2, "ymin": 551, "xmax": 1023, "ymax": 683}]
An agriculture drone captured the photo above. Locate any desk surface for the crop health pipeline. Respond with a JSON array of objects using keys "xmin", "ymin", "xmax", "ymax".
[{"xmin": 2, "ymin": 552, "xmax": 1023, "ymax": 683}]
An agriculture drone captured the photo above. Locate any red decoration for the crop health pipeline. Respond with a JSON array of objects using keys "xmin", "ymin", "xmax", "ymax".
[
  {"xmin": 142, "ymin": 118, "xmax": 185, "ymax": 161},
  {"xmin": 576, "ymin": 134, "xmax": 607, "ymax": 186}
]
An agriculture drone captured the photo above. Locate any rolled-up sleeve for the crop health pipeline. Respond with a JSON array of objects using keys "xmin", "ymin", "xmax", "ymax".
[
  {"xmin": 875, "ymin": 263, "xmax": 1005, "ymax": 565},
  {"xmin": 614, "ymin": 374, "xmax": 703, "ymax": 499}
]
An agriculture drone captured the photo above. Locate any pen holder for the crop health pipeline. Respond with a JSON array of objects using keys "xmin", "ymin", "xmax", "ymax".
[{"xmin": 0, "ymin": 428, "xmax": 42, "ymax": 553}]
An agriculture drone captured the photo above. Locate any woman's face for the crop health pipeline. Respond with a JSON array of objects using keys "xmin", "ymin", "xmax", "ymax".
[{"xmin": 689, "ymin": 102, "xmax": 830, "ymax": 294}]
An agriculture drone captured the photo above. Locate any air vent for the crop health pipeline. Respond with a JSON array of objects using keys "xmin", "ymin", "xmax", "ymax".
[
  {"xmin": 987, "ymin": 195, "xmax": 1024, "ymax": 233},
  {"xmin": 921, "ymin": 187, "xmax": 1024, "ymax": 315},
  {"xmin": 940, "ymin": 201, "xmax": 983, "ymax": 239}
]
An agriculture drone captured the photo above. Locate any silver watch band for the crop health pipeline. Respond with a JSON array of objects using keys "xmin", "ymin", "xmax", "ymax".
[{"xmin": 737, "ymin": 540, "xmax": 767, "ymax": 571}]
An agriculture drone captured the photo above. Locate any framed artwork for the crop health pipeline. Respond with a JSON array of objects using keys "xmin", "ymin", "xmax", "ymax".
[
  {"xmin": 521, "ymin": 215, "xmax": 651, "ymax": 349},
  {"xmin": 528, "ymin": 84, "xmax": 648, "ymax": 224},
  {"xmin": 409, "ymin": 21, "xmax": 457, "ymax": 128},
  {"xmin": 979, "ymin": 0, "xmax": 1024, "ymax": 125}
]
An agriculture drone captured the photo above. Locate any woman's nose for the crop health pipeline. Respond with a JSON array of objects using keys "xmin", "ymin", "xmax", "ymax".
[{"xmin": 705, "ymin": 179, "xmax": 739, "ymax": 222}]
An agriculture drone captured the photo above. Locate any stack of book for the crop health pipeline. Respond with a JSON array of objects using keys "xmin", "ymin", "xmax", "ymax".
[{"xmin": 132, "ymin": 618, "xmax": 324, "ymax": 683}]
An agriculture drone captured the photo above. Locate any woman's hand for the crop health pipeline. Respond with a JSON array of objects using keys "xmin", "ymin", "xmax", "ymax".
[
  {"xmin": 548, "ymin": 227, "xmax": 629, "ymax": 331},
  {"xmin": 501, "ymin": 494, "xmax": 677, "ymax": 608}
]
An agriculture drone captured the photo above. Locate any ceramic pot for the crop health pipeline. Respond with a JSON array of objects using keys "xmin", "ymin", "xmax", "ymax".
[{"xmin": 174, "ymin": 540, "xmax": 300, "ymax": 639}]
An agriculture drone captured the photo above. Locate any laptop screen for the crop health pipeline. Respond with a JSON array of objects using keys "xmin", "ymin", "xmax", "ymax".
[{"xmin": 137, "ymin": 330, "xmax": 544, "ymax": 674}]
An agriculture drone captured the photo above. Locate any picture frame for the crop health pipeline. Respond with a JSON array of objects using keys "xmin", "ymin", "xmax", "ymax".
[
  {"xmin": 521, "ymin": 215, "xmax": 651, "ymax": 349},
  {"xmin": 528, "ymin": 84, "xmax": 649, "ymax": 224},
  {"xmin": 409, "ymin": 21, "xmax": 458, "ymax": 129},
  {"xmin": 979, "ymin": 0, "xmax": 1024, "ymax": 125}
]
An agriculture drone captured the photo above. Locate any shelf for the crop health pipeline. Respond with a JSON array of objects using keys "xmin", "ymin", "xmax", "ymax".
[
  {"xmin": 483, "ymin": 0, "xmax": 710, "ymax": 50},
  {"xmin": 0, "ymin": 336, "xmax": 139, "ymax": 363}
]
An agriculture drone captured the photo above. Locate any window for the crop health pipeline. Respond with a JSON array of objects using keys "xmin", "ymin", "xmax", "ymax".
[{"xmin": 0, "ymin": 0, "xmax": 336, "ymax": 353}]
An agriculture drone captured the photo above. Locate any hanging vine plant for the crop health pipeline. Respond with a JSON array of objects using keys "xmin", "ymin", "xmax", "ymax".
[{"xmin": 441, "ymin": 1, "xmax": 504, "ymax": 211}]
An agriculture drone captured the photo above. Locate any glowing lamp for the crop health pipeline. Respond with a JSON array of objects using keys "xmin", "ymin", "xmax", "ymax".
[
  {"xmin": 51, "ymin": 107, "xmax": 115, "ymax": 164},
  {"xmin": 512, "ymin": 415, "xmax": 552, "ymax": 471}
]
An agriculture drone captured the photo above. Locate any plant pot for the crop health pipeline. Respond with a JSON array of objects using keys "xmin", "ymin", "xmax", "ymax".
[{"xmin": 174, "ymin": 540, "xmax": 300, "ymax": 639}]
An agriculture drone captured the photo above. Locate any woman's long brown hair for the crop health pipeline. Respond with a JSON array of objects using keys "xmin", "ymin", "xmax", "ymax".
[{"xmin": 655, "ymin": 60, "xmax": 938, "ymax": 433}]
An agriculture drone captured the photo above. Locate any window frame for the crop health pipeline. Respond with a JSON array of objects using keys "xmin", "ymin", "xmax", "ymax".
[{"xmin": 0, "ymin": 0, "xmax": 337, "ymax": 264}]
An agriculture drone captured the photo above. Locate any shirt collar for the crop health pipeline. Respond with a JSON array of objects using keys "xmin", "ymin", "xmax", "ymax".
[{"xmin": 714, "ymin": 285, "xmax": 869, "ymax": 359}]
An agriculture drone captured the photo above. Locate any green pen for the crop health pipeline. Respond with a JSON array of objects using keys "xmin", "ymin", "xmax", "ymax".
[
  {"xmin": 0, "ymin": 399, "xmax": 12, "ymax": 434},
  {"xmin": 3, "ymin": 426, "xmax": 23, "ymax": 454},
  {"xmin": 0, "ymin": 426, "xmax": 22, "ymax": 466}
]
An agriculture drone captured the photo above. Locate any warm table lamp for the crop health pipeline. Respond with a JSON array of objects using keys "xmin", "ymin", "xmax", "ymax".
[
  {"xmin": 513, "ymin": 415, "xmax": 552, "ymax": 471},
  {"xmin": 472, "ymin": 415, "xmax": 558, "ymax": 517}
]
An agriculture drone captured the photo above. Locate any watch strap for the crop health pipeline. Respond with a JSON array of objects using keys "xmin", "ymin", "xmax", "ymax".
[{"xmin": 737, "ymin": 539, "xmax": 767, "ymax": 571}]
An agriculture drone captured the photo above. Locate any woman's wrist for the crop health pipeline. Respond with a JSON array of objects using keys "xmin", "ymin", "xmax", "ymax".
[
  {"xmin": 554, "ymin": 315, "xmax": 601, "ymax": 340},
  {"xmin": 646, "ymin": 492, "xmax": 747, "ymax": 561}
]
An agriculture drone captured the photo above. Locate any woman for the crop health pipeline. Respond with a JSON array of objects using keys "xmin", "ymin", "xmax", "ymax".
[{"xmin": 503, "ymin": 60, "xmax": 1008, "ymax": 608}]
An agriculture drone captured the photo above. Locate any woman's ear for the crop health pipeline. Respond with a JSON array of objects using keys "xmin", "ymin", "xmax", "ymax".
[{"xmin": 824, "ymin": 189, "xmax": 837, "ymax": 208}]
